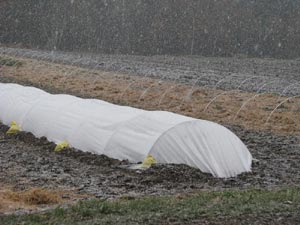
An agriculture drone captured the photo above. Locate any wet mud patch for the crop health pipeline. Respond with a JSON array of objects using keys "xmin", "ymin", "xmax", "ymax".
[{"xmin": 1, "ymin": 123, "xmax": 299, "ymax": 201}]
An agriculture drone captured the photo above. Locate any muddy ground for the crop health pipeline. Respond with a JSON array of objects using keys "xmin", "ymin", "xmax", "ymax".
[{"xmin": 1, "ymin": 117, "xmax": 300, "ymax": 199}]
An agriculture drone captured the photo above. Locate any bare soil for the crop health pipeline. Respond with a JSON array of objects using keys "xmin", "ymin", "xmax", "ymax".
[{"xmin": 2, "ymin": 47, "xmax": 300, "ymax": 95}]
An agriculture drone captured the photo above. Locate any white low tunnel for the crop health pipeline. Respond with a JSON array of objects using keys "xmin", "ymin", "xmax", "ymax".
[{"xmin": 0, "ymin": 83, "xmax": 252, "ymax": 178}]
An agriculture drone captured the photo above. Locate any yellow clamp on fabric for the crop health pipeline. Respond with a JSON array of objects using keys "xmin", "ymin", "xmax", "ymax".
[
  {"xmin": 6, "ymin": 121, "xmax": 21, "ymax": 135},
  {"xmin": 54, "ymin": 141, "xmax": 70, "ymax": 152},
  {"xmin": 141, "ymin": 154, "xmax": 157, "ymax": 168}
]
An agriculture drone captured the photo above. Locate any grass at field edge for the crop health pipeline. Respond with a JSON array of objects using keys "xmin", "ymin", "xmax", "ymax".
[{"xmin": 1, "ymin": 188, "xmax": 299, "ymax": 225}]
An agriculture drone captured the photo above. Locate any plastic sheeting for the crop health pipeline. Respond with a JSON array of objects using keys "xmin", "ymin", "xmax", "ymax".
[{"xmin": 0, "ymin": 83, "xmax": 252, "ymax": 178}]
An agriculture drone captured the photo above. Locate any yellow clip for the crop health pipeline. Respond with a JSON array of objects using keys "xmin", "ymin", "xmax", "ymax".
[
  {"xmin": 54, "ymin": 141, "xmax": 70, "ymax": 152},
  {"xmin": 142, "ymin": 155, "xmax": 157, "ymax": 168},
  {"xmin": 6, "ymin": 121, "xmax": 21, "ymax": 135}
]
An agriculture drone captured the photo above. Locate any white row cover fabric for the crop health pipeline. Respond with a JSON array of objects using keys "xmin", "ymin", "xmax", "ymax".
[{"xmin": 0, "ymin": 83, "xmax": 252, "ymax": 178}]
